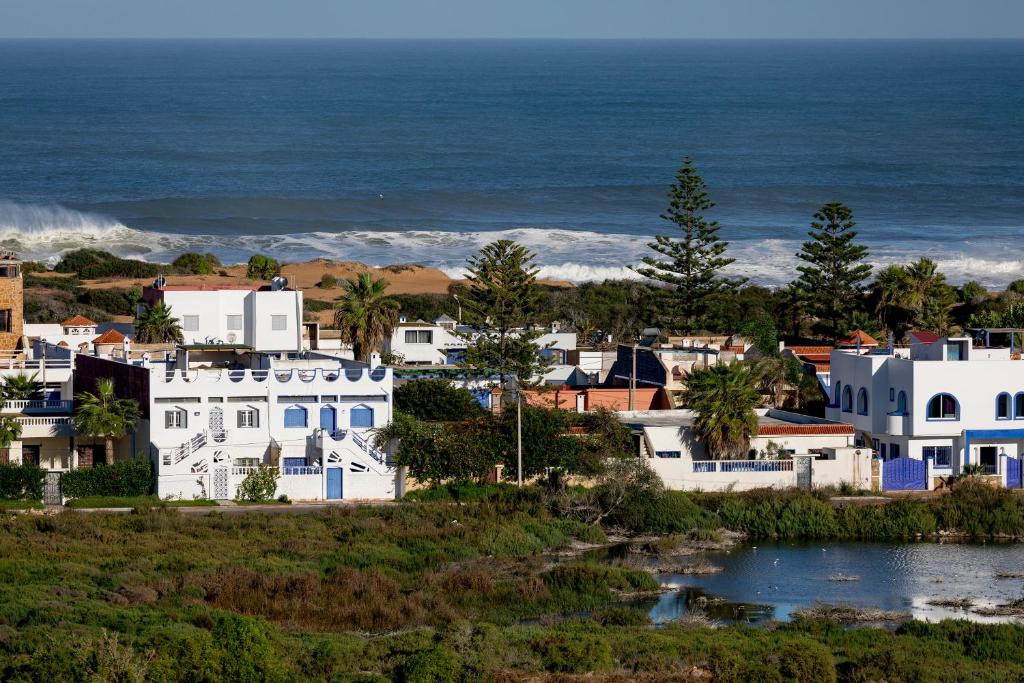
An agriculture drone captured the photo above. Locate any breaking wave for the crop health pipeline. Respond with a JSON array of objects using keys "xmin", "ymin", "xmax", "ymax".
[{"xmin": 0, "ymin": 200, "xmax": 1022, "ymax": 287}]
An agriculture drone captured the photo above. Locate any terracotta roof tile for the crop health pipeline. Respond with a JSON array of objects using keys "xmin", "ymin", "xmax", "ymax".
[
  {"xmin": 839, "ymin": 330, "xmax": 879, "ymax": 347},
  {"xmin": 910, "ymin": 330, "xmax": 940, "ymax": 344},
  {"xmin": 757, "ymin": 424, "xmax": 854, "ymax": 436},
  {"xmin": 61, "ymin": 315, "xmax": 97, "ymax": 327},
  {"xmin": 92, "ymin": 329, "xmax": 127, "ymax": 344}
]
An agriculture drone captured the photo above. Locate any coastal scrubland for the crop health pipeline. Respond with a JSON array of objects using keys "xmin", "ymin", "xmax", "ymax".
[{"xmin": 3, "ymin": 482, "xmax": 1024, "ymax": 681}]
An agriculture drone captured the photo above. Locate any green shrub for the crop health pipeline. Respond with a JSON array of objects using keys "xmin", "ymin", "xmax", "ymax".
[
  {"xmin": 593, "ymin": 606, "xmax": 651, "ymax": 626},
  {"xmin": 400, "ymin": 644, "xmax": 461, "ymax": 683},
  {"xmin": 609, "ymin": 488, "xmax": 715, "ymax": 534},
  {"xmin": 212, "ymin": 613, "xmax": 286, "ymax": 682},
  {"xmin": 533, "ymin": 629, "xmax": 613, "ymax": 674},
  {"xmin": 246, "ymin": 254, "xmax": 280, "ymax": 280},
  {"xmin": 319, "ymin": 273, "xmax": 338, "ymax": 289},
  {"xmin": 777, "ymin": 640, "xmax": 836, "ymax": 683},
  {"xmin": 54, "ymin": 249, "xmax": 162, "ymax": 279},
  {"xmin": 304, "ymin": 298, "xmax": 334, "ymax": 313},
  {"xmin": 61, "ymin": 460, "xmax": 153, "ymax": 499},
  {"xmin": 0, "ymin": 463, "xmax": 45, "ymax": 500},
  {"xmin": 172, "ymin": 252, "xmax": 220, "ymax": 276},
  {"xmin": 235, "ymin": 466, "xmax": 278, "ymax": 502},
  {"xmin": 394, "ymin": 380, "xmax": 486, "ymax": 422},
  {"xmin": 77, "ymin": 288, "xmax": 138, "ymax": 316}
]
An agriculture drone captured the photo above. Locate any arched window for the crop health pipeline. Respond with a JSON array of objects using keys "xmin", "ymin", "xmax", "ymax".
[
  {"xmin": 350, "ymin": 405, "xmax": 374, "ymax": 428},
  {"xmin": 283, "ymin": 405, "xmax": 308, "ymax": 428},
  {"xmin": 896, "ymin": 391, "xmax": 908, "ymax": 415},
  {"xmin": 997, "ymin": 392, "xmax": 1012, "ymax": 420},
  {"xmin": 1015, "ymin": 393, "xmax": 1024, "ymax": 419},
  {"xmin": 857, "ymin": 388, "xmax": 869, "ymax": 415},
  {"xmin": 833, "ymin": 382, "xmax": 842, "ymax": 407},
  {"xmin": 841, "ymin": 385, "xmax": 853, "ymax": 413},
  {"xmin": 927, "ymin": 393, "xmax": 958, "ymax": 421}
]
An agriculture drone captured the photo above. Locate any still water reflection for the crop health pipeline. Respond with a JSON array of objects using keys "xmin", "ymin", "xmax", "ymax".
[{"xmin": 648, "ymin": 542, "xmax": 1024, "ymax": 625}]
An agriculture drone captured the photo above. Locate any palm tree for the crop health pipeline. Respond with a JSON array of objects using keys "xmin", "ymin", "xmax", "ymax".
[
  {"xmin": 680, "ymin": 362, "xmax": 759, "ymax": 459},
  {"xmin": 73, "ymin": 379, "xmax": 141, "ymax": 465},
  {"xmin": 135, "ymin": 300, "xmax": 183, "ymax": 344},
  {"xmin": 870, "ymin": 264, "xmax": 910, "ymax": 340},
  {"xmin": 1, "ymin": 373, "xmax": 44, "ymax": 401},
  {"xmin": 0, "ymin": 413, "xmax": 22, "ymax": 462},
  {"xmin": 333, "ymin": 273, "xmax": 400, "ymax": 362}
]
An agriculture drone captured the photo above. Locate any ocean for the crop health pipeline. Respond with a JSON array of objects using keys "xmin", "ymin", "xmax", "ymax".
[{"xmin": 0, "ymin": 39, "xmax": 1022, "ymax": 285}]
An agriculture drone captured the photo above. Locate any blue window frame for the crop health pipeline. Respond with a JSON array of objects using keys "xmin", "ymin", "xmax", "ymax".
[
  {"xmin": 890, "ymin": 444, "xmax": 901, "ymax": 459},
  {"xmin": 842, "ymin": 386, "xmax": 853, "ymax": 413},
  {"xmin": 923, "ymin": 446, "xmax": 952, "ymax": 468},
  {"xmin": 997, "ymin": 393, "xmax": 1012, "ymax": 420},
  {"xmin": 283, "ymin": 405, "xmax": 308, "ymax": 428},
  {"xmin": 857, "ymin": 388, "xmax": 869, "ymax": 415},
  {"xmin": 896, "ymin": 391, "xmax": 908, "ymax": 415},
  {"xmin": 350, "ymin": 405, "xmax": 374, "ymax": 428},
  {"xmin": 926, "ymin": 393, "xmax": 959, "ymax": 421},
  {"xmin": 655, "ymin": 451, "xmax": 681, "ymax": 459},
  {"xmin": 1015, "ymin": 393, "xmax": 1024, "ymax": 419},
  {"xmin": 833, "ymin": 382, "xmax": 841, "ymax": 407}
]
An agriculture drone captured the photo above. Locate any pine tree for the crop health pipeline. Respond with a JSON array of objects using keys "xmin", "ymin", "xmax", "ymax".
[
  {"xmin": 459, "ymin": 240, "xmax": 551, "ymax": 384},
  {"xmin": 635, "ymin": 157, "xmax": 745, "ymax": 334},
  {"xmin": 793, "ymin": 202, "xmax": 872, "ymax": 343}
]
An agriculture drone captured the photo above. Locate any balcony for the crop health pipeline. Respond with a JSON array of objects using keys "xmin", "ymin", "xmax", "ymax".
[
  {"xmin": 886, "ymin": 412, "xmax": 910, "ymax": 436},
  {"xmin": 2, "ymin": 400, "xmax": 73, "ymax": 414},
  {"xmin": 16, "ymin": 416, "xmax": 74, "ymax": 438}
]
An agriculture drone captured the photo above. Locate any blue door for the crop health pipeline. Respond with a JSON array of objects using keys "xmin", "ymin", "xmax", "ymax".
[
  {"xmin": 1007, "ymin": 456, "xmax": 1022, "ymax": 489},
  {"xmin": 326, "ymin": 468, "xmax": 342, "ymax": 499},
  {"xmin": 320, "ymin": 405, "xmax": 337, "ymax": 435}
]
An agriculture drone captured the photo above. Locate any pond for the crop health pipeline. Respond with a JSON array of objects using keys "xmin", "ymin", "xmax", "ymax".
[{"xmin": 648, "ymin": 541, "xmax": 1024, "ymax": 625}]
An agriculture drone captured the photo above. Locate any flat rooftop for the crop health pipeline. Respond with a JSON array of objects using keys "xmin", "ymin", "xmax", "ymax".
[{"xmin": 619, "ymin": 409, "xmax": 853, "ymax": 436}]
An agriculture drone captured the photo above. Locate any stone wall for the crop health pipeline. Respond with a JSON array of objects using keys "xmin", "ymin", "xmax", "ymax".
[{"xmin": 0, "ymin": 272, "xmax": 23, "ymax": 351}]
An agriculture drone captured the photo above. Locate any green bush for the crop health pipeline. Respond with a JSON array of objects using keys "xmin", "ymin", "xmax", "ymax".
[
  {"xmin": 246, "ymin": 254, "xmax": 280, "ymax": 280},
  {"xmin": 212, "ymin": 613, "xmax": 286, "ymax": 682},
  {"xmin": 401, "ymin": 645, "xmax": 461, "ymax": 683},
  {"xmin": 77, "ymin": 288, "xmax": 139, "ymax": 316},
  {"xmin": 319, "ymin": 273, "xmax": 338, "ymax": 289},
  {"xmin": 777, "ymin": 639, "xmax": 836, "ymax": 683},
  {"xmin": 235, "ymin": 466, "xmax": 278, "ymax": 502},
  {"xmin": 172, "ymin": 252, "xmax": 220, "ymax": 275},
  {"xmin": 394, "ymin": 380, "xmax": 485, "ymax": 422},
  {"xmin": 533, "ymin": 629, "xmax": 613, "ymax": 674},
  {"xmin": 304, "ymin": 298, "xmax": 334, "ymax": 313},
  {"xmin": 60, "ymin": 460, "xmax": 153, "ymax": 499},
  {"xmin": 0, "ymin": 463, "xmax": 45, "ymax": 500},
  {"xmin": 54, "ymin": 249, "xmax": 162, "ymax": 279}
]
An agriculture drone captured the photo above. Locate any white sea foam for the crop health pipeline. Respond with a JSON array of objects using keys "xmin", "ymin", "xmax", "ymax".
[{"xmin": 1, "ymin": 201, "xmax": 1022, "ymax": 287}]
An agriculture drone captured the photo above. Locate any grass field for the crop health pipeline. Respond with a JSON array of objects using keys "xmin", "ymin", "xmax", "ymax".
[{"xmin": 65, "ymin": 495, "xmax": 220, "ymax": 509}]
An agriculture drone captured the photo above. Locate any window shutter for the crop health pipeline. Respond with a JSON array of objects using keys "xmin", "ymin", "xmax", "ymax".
[{"xmin": 165, "ymin": 411, "xmax": 173, "ymax": 428}]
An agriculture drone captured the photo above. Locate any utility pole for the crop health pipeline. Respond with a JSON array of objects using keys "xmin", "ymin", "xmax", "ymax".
[
  {"xmin": 628, "ymin": 343, "xmax": 638, "ymax": 411},
  {"xmin": 516, "ymin": 390, "xmax": 523, "ymax": 487}
]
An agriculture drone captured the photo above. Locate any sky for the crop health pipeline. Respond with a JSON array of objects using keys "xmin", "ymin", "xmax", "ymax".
[{"xmin": 1, "ymin": 0, "xmax": 1023, "ymax": 39}]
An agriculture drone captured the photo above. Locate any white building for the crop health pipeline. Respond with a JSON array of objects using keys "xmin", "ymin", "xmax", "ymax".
[
  {"xmin": 0, "ymin": 353, "xmax": 76, "ymax": 473},
  {"xmin": 139, "ymin": 277, "xmax": 303, "ymax": 351},
  {"xmin": 86, "ymin": 345, "xmax": 402, "ymax": 502},
  {"xmin": 827, "ymin": 330, "xmax": 1024, "ymax": 488},
  {"xmin": 620, "ymin": 409, "xmax": 868, "ymax": 492},
  {"xmin": 384, "ymin": 316, "xmax": 577, "ymax": 366}
]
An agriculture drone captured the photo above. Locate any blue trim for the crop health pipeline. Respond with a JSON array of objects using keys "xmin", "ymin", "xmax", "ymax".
[
  {"xmin": 842, "ymin": 386, "xmax": 853, "ymax": 413},
  {"xmin": 997, "ymin": 392, "xmax": 1012, "ymax": 420},
  {"xmin": 896, "ymin": 391, "xmax": 907, "ymax": 415},
  {"xmin": 856, "ymin": 387, "xmax": 869, "ymax": 415},
  {"xmin": 962, "ymin": 428, "xmax": 1024, "ymax": 466},
  {"xmin": 283, "ymin": 405, "xmax": 308, "ymax": 428},
  {"xmin": 925, "ymin": 392, "xmax": 959, "ymax": 421},
  {"xmin": 1014, "ymin": 392, "xmax": 1024, "ymax": 419}
]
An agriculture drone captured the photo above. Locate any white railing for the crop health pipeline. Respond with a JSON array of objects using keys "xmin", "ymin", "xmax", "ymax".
[
  {"xmin": 0, "ymin": 358, "xmax": 73, "ymax": 370},
  {"xmin": 16, "ymin": 416, "xmax": 72, "ymax": 427},
  {"xmin": 692, "ymin": 459, "xmax": 794, "ymax": 473},
  {"xmin": 2, "ymin": 400, "xmax": 73, "ymax": 413},
  {"xmin": 156, "ymin": 366, "xmax": 390, "ymax": 384},
  {"xmin": 158, "ymin": 430, "xmax": 208, "ymax": 466},
  {"xmin": 231, "ymin": 465, "xmax": 274, "ymax": 476},
  {"xmin": 281, "ymin": 465, "xmax": 321, "ymax": 476},
  {"xmin": 352, "ymin": 431, "xmax": 389, "ymax": 465}
]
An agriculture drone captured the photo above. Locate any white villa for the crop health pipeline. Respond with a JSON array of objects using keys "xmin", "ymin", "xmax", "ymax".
[
  {"xmin": 620, "ymin": 409, "xmax": 869, "ymax": 492},
  {"xmin": 0, "ymin": 353, "xmax": 76, "ymax": 473},
  {"xmin": 139, "ymin": 276, "xmax": 304, "ymax": 350},
  {"xmin": 385, "ymin": 315, "xmax": 577, "ymax": 366},
  {"xmin": 827, "ymin": 329, "xmax": 1024, "ymax": 489}
]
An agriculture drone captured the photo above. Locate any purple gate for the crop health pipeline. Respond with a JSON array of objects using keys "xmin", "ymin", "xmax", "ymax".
[
  {"xmin": 1007, "ymin": 456, "xmax": 1022, "ymax": 489},
  {"xmin": 882, "ymin": 457, "xmax": 927, "ymax": 491}
]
